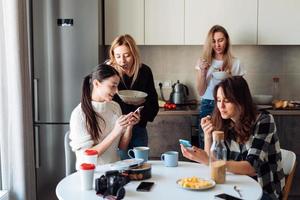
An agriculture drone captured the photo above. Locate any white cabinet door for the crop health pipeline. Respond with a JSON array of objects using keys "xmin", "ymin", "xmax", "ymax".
[
  {"xmin": 145, "ymin": 0, "xmax": 184, "ymax": 45},
  {"xmin": 185, "ymin": 0, "xmax": 257, "ymax": 45},
  {"xmin": 104, "ymin": 0, "xmax": 144, "ymax": 45},
  {"xmin": 258, "ymin": 0, "xmax": 300, "ymax": 45}
]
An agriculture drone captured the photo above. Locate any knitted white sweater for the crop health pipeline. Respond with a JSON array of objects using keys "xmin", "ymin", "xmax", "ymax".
[{"xmin": 69, "ymin": 101, "xmax": 122, "ymax": 169}]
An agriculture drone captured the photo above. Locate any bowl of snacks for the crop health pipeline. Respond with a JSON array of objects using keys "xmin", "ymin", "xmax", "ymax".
[{"xmin": 118, "ymin": 90, "xmax": 148, "ymax": 104}]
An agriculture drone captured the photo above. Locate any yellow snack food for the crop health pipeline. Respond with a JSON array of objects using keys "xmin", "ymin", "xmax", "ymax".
[{"xmin": 178, "ymin": 176, "xmax": 213, "ymax": 189}]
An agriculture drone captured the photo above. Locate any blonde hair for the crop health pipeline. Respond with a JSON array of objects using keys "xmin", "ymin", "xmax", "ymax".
[
  {"xmin": 109, "ymin": 34, "xmax": 141, "ymax": 88},
  {"xmin": 201, "ymin": 25, "xmax": 233, "ymax": 73}
]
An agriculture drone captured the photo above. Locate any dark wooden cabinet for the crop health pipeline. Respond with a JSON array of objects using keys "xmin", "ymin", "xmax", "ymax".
[
  {"xmin": 147, "ymin": 115, "xmax": 197, "ymax": 161},
  {"xmin": 274, "ymin": 116, "xmax": 300, "ymax": 200}
]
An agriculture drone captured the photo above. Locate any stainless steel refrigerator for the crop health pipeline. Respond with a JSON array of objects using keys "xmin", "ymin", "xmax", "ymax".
[{"xmin": 31, "ymin": 0, "xmax": 102, "ymax": 199}]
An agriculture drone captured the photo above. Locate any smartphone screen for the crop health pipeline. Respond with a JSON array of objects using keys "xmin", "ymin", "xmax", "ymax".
[
  {"xmin": 136, "ymin": 181, "xmax": 154, "ymax": 192},
  {"xmin": 134, "ymin": 106, "xmax": 144, "ymax": 114},
  {"xmin": 214, "ymin": 193, "xmax": 243, "ymax": 200},
  {"xmin": 179, "ymin": 139, "xmax": 192, "ymax": 148}
]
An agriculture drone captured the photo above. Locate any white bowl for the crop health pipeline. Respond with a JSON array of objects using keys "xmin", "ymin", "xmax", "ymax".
[
  {"xmin": 252, "ymin": 94, "xmax": 273, "ymax": 105},
  {"xmin": 212, "ymin": 71, "xmax": 229, "ymax": 80},
  {"xmin": 118, "ymin": 90, "xmax": 148, "ymax": 103}
]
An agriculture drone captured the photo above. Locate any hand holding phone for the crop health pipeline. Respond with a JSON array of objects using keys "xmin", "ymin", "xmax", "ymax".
[
  {"xmin": 136, "ymin": 181, "xmax": 154, "ymax": 192},
  {"xmin": 134, "ymin": 106, "xmax": 144, "ymax": 114},
  {"xmin": 179, "ymin": 139, "xmax": 192, "ymax": 148}
]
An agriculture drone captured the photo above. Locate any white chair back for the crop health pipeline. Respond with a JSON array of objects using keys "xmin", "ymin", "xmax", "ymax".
[
  {"xmin": 64, "ymin": 131, "xmax": 76, "ymax": 176},
  {"xmin": 281, "ymin": 148, "xmax": 297, "ymax": 200},
  {"xmin": 281, "ymin": 149, "xmax": 296, "ymax": 175}
]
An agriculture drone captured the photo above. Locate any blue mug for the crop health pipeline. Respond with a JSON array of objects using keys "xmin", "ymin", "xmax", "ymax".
[
  {"xmin": 128, "ymin": 146, "xmax": 150, "ymax": 162},
  {"xmin": 161, "ymin": 151, "xmax": 178, "ymax": 167}
]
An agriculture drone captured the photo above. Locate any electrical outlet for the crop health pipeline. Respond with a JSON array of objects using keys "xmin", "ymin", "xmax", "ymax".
[{"xmin": 163, "ymin": 80, "xmax": 172, "ymax": 88}]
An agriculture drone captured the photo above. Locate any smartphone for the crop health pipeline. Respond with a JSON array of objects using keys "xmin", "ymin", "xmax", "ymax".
[
  {"xmin": 136, "ymin": 181, "xmax": 154, "ymax": 192},
  {"xmin": 214, "ymin": 193, "xmax": 243, "ymax": 200},
  {"xmin": 179, "ymin": 139, "xmax": 192, "ymax": 148},
  {"xmin": 134, "ymin": 106, "xmax": 144, "ymax": 114}
]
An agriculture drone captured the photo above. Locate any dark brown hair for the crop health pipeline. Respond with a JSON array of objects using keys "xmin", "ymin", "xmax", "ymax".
[
  {"xmin": 81, "ymin": 64, "xmax": 119, "ymax": 143},
  {"xmin": 212, "ymin": 76, "xmax": 257, "ymax": 143}
]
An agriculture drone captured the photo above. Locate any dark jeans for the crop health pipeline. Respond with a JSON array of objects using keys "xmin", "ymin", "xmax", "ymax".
[
  {"xmin": 118, "ymin": 125, "xmax": 148, "ymax": 160},
  {"xmin": 198, "ymin": 99, "xmax": 214, "ymax": 149}
]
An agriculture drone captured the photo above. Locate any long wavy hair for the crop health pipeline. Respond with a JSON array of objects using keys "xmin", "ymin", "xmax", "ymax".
[
  {"xmin": 108, "ymin": 34, "xmax": 141, "ymax": 88},
  {"xmin": 201, "ymin": 25, "xmax": 234, "ymax": 73},
  {"xmin": 211, "ymin": 76, "xmax": 257, "ymax": 143},
  {"xmin": 81, "ymin": 64, "xmax": 120, "ymax": 143}
]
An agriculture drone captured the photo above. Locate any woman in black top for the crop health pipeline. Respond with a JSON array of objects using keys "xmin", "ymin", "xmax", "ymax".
[{"xmin": 107, "ymin": 34, "xmax": 159, "ymax": 154}]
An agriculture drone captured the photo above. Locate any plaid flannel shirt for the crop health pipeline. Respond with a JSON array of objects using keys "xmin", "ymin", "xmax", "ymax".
[{"xmin": 225, "ymin": 112, "xmax": 285, "ymax": 199}]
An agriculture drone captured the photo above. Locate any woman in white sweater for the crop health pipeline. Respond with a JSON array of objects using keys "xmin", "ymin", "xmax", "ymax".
[{"xmin": 69, "ymin": 64, "xmax": 139, "ymax": 169}]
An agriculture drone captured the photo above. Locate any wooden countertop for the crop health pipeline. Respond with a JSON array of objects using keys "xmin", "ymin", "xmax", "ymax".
[
  {"xmin": 158, "ymin": 107, "xmax": 300, "ymax": 116},
  {"xmin": 158, "ymin": 108, "xmax": 198, "ymax": 116},
  {"xmin": 267, "ymin": 109, "xmax": 300, "ymax": 115}
]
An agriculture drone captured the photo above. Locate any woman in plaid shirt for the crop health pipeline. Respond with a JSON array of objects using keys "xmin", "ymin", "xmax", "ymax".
[{"xmin": 181, "ymin": 76, "xmax": 285, "ymax": 199}]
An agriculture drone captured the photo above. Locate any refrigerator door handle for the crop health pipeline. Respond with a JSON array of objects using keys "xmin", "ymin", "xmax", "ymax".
[
  {"xmin": 34, "ymin": 78, "xmax": 39, "ymax": 122},
  {"xmin": 34, "ymin": 126, "xmax": 40, "ymax": 168}
]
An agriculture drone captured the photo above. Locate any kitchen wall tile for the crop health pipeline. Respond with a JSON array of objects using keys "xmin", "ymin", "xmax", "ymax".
[
  {"xmin": 139, "ymin": 45, "xmax": 300, "ymax": 101},
  {"xmin": 233, "ymin": 46, "xmax": 283, "ymax": 74},
  {"xmin": 244, "ymin": 73, "xmax": 276, "ymax": 96},
  {"xmin": 280, "ymin": 73, "xmax": 300, "ymax": 100},
  {"xmin": 282, "ymin": 46, "xmax": 300, "ymax": 73}
]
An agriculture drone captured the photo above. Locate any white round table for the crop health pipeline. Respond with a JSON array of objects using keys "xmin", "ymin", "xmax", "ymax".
[{"xmin": 56, "ymin": 160, "xmax": 262, "ymax": 200}]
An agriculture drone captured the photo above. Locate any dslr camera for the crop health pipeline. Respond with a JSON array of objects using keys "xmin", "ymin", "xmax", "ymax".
[{"xmin": 95, "ymin": 170, "xmax": 129, "ymax": 200}]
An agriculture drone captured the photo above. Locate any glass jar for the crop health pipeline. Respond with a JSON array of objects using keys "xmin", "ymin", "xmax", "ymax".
[
  {"xmin": 210, "ymin": 131, "xmax": 227, "ymax": 184},
  {"xmin": 272, "ymin": 77, "xmax": 280, "ymax": 100}
]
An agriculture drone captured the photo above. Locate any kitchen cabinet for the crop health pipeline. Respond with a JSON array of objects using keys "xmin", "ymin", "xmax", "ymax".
[
  {"xmin": 258, "ymin": 0, "xmax": 300, "ymax": 45},
  {"xmin": 104, "ymin": 0, "xmax": 300, "ymax": 45},
  {"xmin": 147, "ymin": 114, "xmax": 198, "ymax": 160},
  {"xmin": 274, "ymin": 115, "xmax": 300, "ymax": 200},
  {"xmin": 185, "ymin": 0, "xmax": 257, "ymax": 45},
  {"xmin": 145, "ymin": 0, "xmax": 184, "ymax": 45},
  {"xmin": 104, "ymin": 0, "xmax": 184, "ymax": 45},
  {"xmin": 104, "ymin": 0, "xmax": 144, "ymax": 45},
  {"xmin": 105, "ymin": 0, "xmax": 256, "ymax": 45}
]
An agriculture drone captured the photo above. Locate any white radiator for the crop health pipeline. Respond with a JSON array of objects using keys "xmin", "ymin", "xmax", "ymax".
[{"xmin": 0, "ymin": 191, "xmax": 8, "ymax": 200}]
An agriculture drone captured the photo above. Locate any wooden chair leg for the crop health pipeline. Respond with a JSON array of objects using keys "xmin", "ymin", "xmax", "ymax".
[{"xmin": 282, "ymin": 162, "xmax": 297, "ymax": 200}]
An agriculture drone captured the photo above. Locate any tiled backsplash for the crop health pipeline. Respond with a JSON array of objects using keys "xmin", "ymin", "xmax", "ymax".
[{"xmin": 139, "ymin": 45, "xmax": 300, "ymax": 101}]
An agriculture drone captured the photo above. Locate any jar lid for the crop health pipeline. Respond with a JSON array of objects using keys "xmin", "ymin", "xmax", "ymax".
[
  {"xmin": 80, "ymin": 163, "xmax": 95, "ymax": 170},
  {"xmin": 212, "ymin": 131, "xmax": 224, "ymax": 141},
  {"xmin": 84, "ymin": 149, "xmax": 98, "ymax": 156}
]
